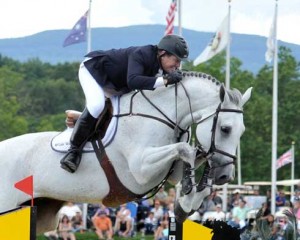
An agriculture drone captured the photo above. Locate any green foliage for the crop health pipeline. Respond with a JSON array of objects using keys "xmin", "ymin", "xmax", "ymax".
[
  {"xmin": 0, "ymin": 46, "xmax": 299, "ymax": 182},
  {"xmin": 0, "ymin": 66, "xmax": 28, "ymax": 140}
]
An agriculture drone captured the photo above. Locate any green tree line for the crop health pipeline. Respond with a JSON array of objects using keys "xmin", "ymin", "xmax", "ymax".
[{"xmin": 0, "ymin": 46, "xmax": 299, "ymax": 183}]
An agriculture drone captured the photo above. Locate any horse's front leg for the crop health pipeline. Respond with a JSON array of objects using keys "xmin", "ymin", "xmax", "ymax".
[
  {"xmin": 174, "ymin": 162, "xmax": 215, "ymax": 223},
  {"xmin": 190, "ymin": 162, "xmax": 215, "ymax": 213},
  {"xmin": 137, "ymin": 142, "xmax": 196, "ymax": 185}
]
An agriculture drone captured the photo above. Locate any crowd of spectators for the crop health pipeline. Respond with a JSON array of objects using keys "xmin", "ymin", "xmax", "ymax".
[{"xmin": 43, "ymin": 182, "xmax": 300, "ymax": 240}]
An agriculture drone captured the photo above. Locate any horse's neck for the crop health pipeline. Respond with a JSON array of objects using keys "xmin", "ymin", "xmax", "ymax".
[
  {"xmin": 178, "ymin": 76, "xmax": 220, "ymax": 127},
  {"xmin": 120, "ymin": 75, "xmax": 220, "ymax": 128}
]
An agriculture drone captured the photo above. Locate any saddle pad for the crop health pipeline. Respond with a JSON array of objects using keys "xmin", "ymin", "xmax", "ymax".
[{"xmin": 51, "ymin": 96, "xmax": 119, "ymax": 153}]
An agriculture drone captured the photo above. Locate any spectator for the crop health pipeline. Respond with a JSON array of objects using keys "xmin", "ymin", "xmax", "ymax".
[
  {"xmin": 93, "ymin": 203, "xmax": 110, "ymax": 216},
  {"xmin": 259, "ymin": 202, "xmax": 271, "ymax": 219},
  {"xmin": 93, "ymin": 210, "xmax": 113, "ymax": 240},
  {"xmin": 292, "ymin": 197, "xmax": 300, "ymax": 231},
  {"xmin": 155, "ymin": 186, "xmax": 168, "ymax": 208},
  {"xmin": 291, "ymin": 189, "xmax": 300, "ymax": 204},
  {"xmin": 276, "ymin": 190, "xmax": 286, "ymax": 210},
  {"xmin": 59, "ymin": 202, "xmax": 82, "ymax": 220},
  {"xmin": 116, "ymin": 203, "xmax": 131, "ymax": 220},
  {"xmin": 58, "ymin": 215, "xmax": 76, "ymax": 240},
  {"xmin": 154, "ymin": 219, "xmax": 169, "ymax": 240},
  {"xmin": 198, "ymin": 192, "xmax": 217, "ymax": 218},
  {"xmin": 144, "ymin": 211, "xmax": 158, "ymax": 235},
  {"xmin": 228, "ymin": 199, "xmax": 249, "ymax": 229},
  {"xmin": 229, "ymin": 189, "xmax": 243, "ymax": 211},
  {"xmin": 277, "ymin": 215, "xmax": 295, "ymax": 240},
  {"xmin": 71, "ymin": 211, "xmax": 85, "ymax": 233},
  {"xmin": 211, "ymin": 189, "xmax": 223, "ymax": 206},
  {"xmin": 255, "ymin": 213, "xmax": 276, "ymax": 239},
  {"xmin": 166, "ymin": 202, "xmax": 175, "ymax": 218},
  {"xmin": 269, "ymin": 223, "xmax": 282, "ymax": 240},
  {"xmin": 114, "ymin": 213, "xmax": 132, "ymax": 237},
  {"xmin": 165, "ymin": 187, "xmax": 176, "ymax": 206},
  {"xmin": 136, "ymin": 200, "xmax": 151, "ymax": 232},
  {"xmin": 151, "ymin": 200, "xmax": 164, "ymax": 222},
  {"xmin": 211, "ymin": 204, "xmax": 225, "ymax": 221}
]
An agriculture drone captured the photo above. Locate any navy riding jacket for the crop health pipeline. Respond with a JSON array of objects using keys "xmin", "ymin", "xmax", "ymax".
[{"xmin": 84, "ymin": 45, "xmax": 161, "ymax": 95}]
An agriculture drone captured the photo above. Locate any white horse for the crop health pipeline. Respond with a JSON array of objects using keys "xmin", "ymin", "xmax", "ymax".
[{"xmin": 0, "ymin": 71, "xmax": 252, "ymax": 233}]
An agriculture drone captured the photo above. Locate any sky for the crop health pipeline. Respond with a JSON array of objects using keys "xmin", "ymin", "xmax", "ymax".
[{"xmin": 1, "ymin": 0, "xmax": 300, "ymax": 45}]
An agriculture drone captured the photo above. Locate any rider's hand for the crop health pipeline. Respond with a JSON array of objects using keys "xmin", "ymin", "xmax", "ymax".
[{"xmin": 163, "ymin": 70, "xmax": 183, "ymax": 86}]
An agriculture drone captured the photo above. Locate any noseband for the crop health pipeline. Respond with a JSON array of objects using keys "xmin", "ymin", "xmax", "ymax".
[{"xmin": 195, "ymin": 103, "xmax": 243, "ymax": 168}]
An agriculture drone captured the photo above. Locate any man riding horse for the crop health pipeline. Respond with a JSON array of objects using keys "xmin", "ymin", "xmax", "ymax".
[{"xmin": 60, "ymin": 34, "xmax": 189, "ymax": 173}]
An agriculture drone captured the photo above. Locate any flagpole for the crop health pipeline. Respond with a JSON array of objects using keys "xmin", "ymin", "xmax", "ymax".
[
  {"xmin": 222, "ymin": 0, "xmax": 232, "ymax": 215},
  {"xmin": 87, "ymin": 0, "xmax": 92, "ymax": 53},
  {"xmin": 271, "ymin": 0, "xmax": 278, "ymax": 215},
  {"xmin": 83, "ymin": 0, "xmax": 92, "ymax": 229},
  {"xmin": 178, "ymin": 0, "xmax": 182, "ymax": 36},
  {"xmin": 225, "ymin": 2, "xmax": 240, "ymax": 185},
  {"xmin": 291, "ymin": 141, "xmax": 295, "ymax": 199},
  {"xmin": 225, "ymin": 0, "xmax": 231, "ymax": 89},
  {"xmin": 85, "ymin": 0, "xmax": 92, "ymax": 223}
]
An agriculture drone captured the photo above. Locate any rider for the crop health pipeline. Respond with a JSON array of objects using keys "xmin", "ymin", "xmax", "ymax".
[{"xmin": 60, "ymin": 34, "xmax": 189, "ymax": 173}]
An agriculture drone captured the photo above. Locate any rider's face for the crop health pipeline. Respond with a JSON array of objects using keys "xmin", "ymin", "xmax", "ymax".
[{"xmin": 160, "ymin": 53, "xmax": 181, "ymax": 73}]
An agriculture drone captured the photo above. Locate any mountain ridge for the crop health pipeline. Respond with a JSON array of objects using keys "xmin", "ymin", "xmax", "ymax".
[{"xmin": 0, "ymin": 24, "xmax": 299, "ymax": 73}]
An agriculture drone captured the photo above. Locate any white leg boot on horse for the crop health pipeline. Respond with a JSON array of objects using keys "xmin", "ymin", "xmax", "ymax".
[{"xmin": 60, "ymin": 108, "xmax": 98, "ymax": 173}]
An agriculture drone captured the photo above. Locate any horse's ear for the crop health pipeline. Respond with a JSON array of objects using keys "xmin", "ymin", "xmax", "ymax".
[
  {"xmin": 219, "ymin": 84, "xmax": 229, "ymax": 103},
  {"xmin": 240, "ymin": 87, "xmax": 253, "ymax": 107}
]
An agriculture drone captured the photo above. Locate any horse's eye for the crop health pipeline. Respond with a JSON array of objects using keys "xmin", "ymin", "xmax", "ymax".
[{"xmin": 221, "ymin": 126, "xmax": 231, "ymax": 134}]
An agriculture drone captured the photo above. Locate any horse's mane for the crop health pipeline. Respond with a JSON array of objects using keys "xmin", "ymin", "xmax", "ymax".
[
  {"xmin": 182, "ymin": 71, "xmax": 243, "ymax": 107},
  {"xmin": 182, "ymin": 71, "xmax": 221, "ymax": 87}
]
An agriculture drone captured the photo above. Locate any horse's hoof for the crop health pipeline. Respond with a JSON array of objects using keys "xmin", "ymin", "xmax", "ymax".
[
  {"xmin": 174, "ymin": 201, "xmax": 189, "ymax": 223},
  {"xmin": 188, "ymin": 209, "xmax": 195, "ymax": 216}
]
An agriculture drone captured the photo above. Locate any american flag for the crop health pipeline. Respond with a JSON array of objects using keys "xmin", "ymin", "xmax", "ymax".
[
  {"xmin": 165, "ymin": 0, "xmax": 177, "ymax": 35},
  {"xmin": 276, "ymin": 149, "xmax": 293, "ymax": 170}
]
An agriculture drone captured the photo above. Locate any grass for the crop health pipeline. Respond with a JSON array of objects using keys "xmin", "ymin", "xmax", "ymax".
[{"xmin": 37, "ymin": 231, "xmax": 154, "ymax": 240}]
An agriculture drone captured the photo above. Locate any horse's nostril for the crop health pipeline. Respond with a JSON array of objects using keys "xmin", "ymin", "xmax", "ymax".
[{"xmin": 219, "ymin": 175, "xmax": 228, "ymax": 180}]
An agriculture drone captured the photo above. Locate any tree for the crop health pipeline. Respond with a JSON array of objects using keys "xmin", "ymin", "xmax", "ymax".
[{"xmin": 0, "ymin": 66, "xmax": 28, "ymax": 140}]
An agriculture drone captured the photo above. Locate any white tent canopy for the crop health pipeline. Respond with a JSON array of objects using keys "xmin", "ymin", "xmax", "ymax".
[{"xmin": 244, "ymin": 179, "xmax": 300, "ymax": 186}]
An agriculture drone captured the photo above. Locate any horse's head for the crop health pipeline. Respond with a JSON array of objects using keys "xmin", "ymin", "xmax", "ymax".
[{"xmin": 195, "ymin": 84, "xmax": 252, "ymax": 185}]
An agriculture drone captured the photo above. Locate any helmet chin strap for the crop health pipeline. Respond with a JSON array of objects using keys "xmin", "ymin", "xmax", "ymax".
[{"xmin": 157, "ymin": 50, "xmax": 166, "ymax": 73}]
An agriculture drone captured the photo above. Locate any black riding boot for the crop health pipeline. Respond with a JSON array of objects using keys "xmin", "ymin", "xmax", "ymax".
[{"xmin": 60, "ymin": 108, "xmax": 98, "ymax": 173}]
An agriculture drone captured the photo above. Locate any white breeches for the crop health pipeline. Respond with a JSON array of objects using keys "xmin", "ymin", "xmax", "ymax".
[{"xmin": 78, "ymin": 62, "xmax": 105, "ymax": 118}]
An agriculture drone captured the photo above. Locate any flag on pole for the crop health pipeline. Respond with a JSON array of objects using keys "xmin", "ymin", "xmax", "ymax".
[
  {"xmin": 193, "ymin": 15, "xmax": 229, "ymax": 66},
  {"xmin": 14, "ymin": 175, "xmax": 33, "ymax": 196},
  {"xmin": 265, "ymin": 14, "xmax": 276, "ymax": 62},
  {"xmin": 63, "ymin": 10, "xmax": 88, "ymax": 47},
  {"xmin": 276, "ymin": 149, "xmax": 293, "ymax": 169},
  {"xmin": 165, "ymin": 0, "xmax": 177, "ymax": 35}
]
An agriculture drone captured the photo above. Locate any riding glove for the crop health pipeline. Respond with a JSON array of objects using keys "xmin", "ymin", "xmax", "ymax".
[{"xmin": 163, "ymin": 70, "xmax": 183, "ymax": 86}]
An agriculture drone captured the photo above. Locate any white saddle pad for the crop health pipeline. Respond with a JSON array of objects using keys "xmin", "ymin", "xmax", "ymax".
[{"xmin": 51, "ymin": 96, "xmax": 119, "ymax": 153}]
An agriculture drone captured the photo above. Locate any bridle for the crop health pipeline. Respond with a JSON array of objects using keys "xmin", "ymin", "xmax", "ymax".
[{"xmin": 194, "ymin": 103, "xmax": 243, "ymax": 168}]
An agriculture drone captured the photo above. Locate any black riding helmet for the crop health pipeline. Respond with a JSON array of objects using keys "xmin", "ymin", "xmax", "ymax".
[{"xmin": 157, "ymin": 34, "xmax": 189, "ymax": 60}]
